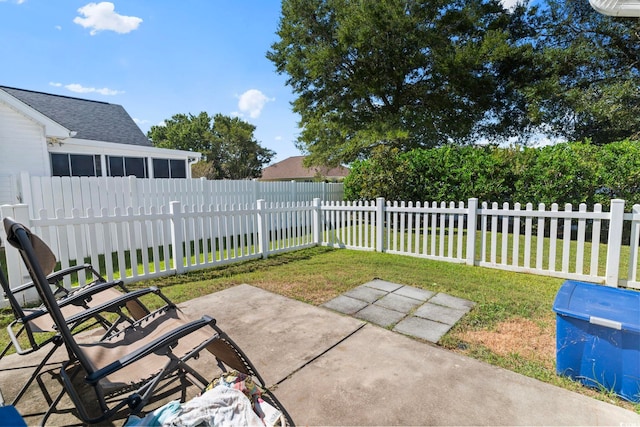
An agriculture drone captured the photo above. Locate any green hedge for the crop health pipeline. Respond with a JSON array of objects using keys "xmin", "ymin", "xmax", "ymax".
[{"xmin": 344, "ymin": 140, "xmax": 640, "ymax": 210}]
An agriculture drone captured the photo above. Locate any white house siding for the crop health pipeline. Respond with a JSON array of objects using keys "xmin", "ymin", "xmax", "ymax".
[
  {"xmin": 0, "ymin": 102, "xmax": 50, "ymax": 177},
  {"xmin": 0, "ymin": 175, "xmax": 17, "ymax": 205},
  {"xmin": 0, "ymin": 102, "xmax": 50, "ymax": 204}
]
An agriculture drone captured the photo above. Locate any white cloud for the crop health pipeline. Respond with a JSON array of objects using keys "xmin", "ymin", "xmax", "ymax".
[
  {"xmin": 55, "ymin": 25, "xmax": 62, "ymax": 30},
  {"xmin": 74, "ymin": 2, "xmax": 142, "ymax": 35},
  {"xmin": 274, "ymin": 136, "xmax": 282, "ymax": 141},
  {"xmin": 501, "ymin": 0, "xmax": 525, "ymax": 10},
  {"xmin": 133, "ymin": 118, "xmax": 149, "ymax": 125},
  {"xmin": 50, "ymin": 82, "xmax": 124, "ymax": 96},
  {"xmin": 237, "ymin": 89, "xmax": 274, "ymax": 119}
]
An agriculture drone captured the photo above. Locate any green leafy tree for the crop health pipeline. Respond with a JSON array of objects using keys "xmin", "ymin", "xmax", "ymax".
[
  {"xmin": 268, "ymin": 0, "xmax": 515, "ymax": 166},
  {"xmin": 513, "ymin": 142, "xmax": 601, "ymax": 207},
  {"xmin": 344, "ymin": 146, "xmax": 409, "ymax": 200},
  {"xmin": 149, "ymin": 113, "xmax": 274, "ymax": 180},
  {"xmin": 148, "ymin": 112, "xmax": 222, "ymax": 178},
  {"xmin": 596, "ymin": 140, "xmax": 640, "ymax": 207},
  {"xmin": 212, "ymin": 114, "xmax": 275, "ymax": 180},
  {"xmin": 345, "ymin": 145, "xmax": 516, "ymax": 203},
  {"xmin": 513, "ymin": 0, "xmax": 640, "ymax": 144}
]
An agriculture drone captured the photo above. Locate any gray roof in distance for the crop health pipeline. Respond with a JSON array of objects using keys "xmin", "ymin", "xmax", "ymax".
[{"xmin": 0, "ymin": 86, "xmax": 151, "ymax": 147}]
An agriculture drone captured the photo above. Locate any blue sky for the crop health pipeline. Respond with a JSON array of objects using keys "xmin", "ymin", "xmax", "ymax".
[{"xmin": 0, "ymin": 1, "xmax": 300, "ymax": 163}]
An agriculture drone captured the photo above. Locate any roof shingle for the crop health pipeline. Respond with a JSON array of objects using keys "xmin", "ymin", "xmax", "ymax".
[
  {"xmin": 0, "ymin": 86, "xmax": 151, "ymax": 146},
  {"xmin": 261, "ymin": 156, "xmax": 349, "ymax": 181}
]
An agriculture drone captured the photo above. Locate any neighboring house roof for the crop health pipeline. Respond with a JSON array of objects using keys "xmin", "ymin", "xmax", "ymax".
[
  {"xmin": 0, "ymin": 86, "xmax": 151, "ymax": 146},
  {"xmin": 261, "ymin": 156, "xmax": 349, "ymax": 181}
]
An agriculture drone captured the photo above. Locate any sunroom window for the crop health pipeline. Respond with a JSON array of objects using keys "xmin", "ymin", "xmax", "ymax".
[{"xmin": 51, "ymin": 153, "xmax": 101, "ymax": 177}]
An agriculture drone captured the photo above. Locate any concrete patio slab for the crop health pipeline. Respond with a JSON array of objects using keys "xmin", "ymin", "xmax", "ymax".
[
  {"xmin": 178, "ymin": 284, "xmax": 365, "ymax": 386},
  {"xmin": 276, "ymin": 324, "xmax": 640, "ymax": 426}
]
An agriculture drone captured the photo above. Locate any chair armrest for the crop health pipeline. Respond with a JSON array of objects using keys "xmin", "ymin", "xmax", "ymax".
[
  {"xmin": 14, "ymin": 281, "xmax": 128, "ymax": 326},
  {"xmin": 86, "ymin": 315, "xmax": 216, "ymax": 384},
  {"xmin": 11, "ymin": 264, "xmax": 105, "ymax": 296},
  {"xmin": 9, "ymin": 281, "xmax": 37, "ymax": 295},
  {"xmin": 46, "ymin": 264, "xmax": 104, "ymax": 285},
  {"xmin": 62, "ymin": 287, "xmax": 160, "ymax": 326},
  {"xmin": 6, "ymin": 320, "xmax": 42, "ymax": 355},
  {"xmin": 56, "ymin": 280, "xmax": 126, "ymax": 309}
]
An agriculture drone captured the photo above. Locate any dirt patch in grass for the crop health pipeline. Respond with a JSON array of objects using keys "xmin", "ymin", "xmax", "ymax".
[
  {"xmin": 457, "ymin": 317, "xmax": 556, "ymax": 370},
  {"xmin": 251, "ymin": 280, "xmax": 343, "ymax": 305}
]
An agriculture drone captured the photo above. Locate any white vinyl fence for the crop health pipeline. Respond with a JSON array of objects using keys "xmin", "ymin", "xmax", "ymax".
[
  {"xmin": 17, "ymin": 172, "xmax": 344, "ymax": 218},
  {"xmin": 2, "ymin": 197, "xmax": 639, "ymax": 308},
  {"xmin": 315, "ymin": 198, "xmax": 640, "ymax": 288}
]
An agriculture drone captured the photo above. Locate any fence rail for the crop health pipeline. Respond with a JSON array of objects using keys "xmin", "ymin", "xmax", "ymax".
[{"xmin": 2, "ymin": 197, "xmax": 639, "ymax": 308}]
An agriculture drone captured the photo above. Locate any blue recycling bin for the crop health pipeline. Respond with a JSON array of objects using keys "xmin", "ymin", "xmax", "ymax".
[{"xmin": 553, "ymin": 280, "xmax": 640, "ymax": 403}]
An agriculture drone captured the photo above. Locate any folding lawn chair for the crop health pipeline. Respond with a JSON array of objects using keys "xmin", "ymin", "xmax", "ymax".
[
  {"xmin": 0, "ymin": 230, "xmax": 154, "ymax": 406},
  {"xmin": 3, "ymin": 218, "xmax": 292, "ymax": 426}
]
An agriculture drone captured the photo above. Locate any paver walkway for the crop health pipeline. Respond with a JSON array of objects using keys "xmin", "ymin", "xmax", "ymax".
[{"xmin": 322, "ymin": 279, "xmax": 475, "ymax": 342}]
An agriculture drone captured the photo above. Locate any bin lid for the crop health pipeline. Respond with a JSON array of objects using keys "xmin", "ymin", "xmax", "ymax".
[{"xmin": 553, "ymin": 280, "xmax": 640, "ymax": 333}]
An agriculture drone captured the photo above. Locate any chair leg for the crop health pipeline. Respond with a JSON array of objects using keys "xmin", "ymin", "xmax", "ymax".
[
  {"xmin": 11, "ymin": 336, "xmax": 63, "ymax": 406},
  {"xmin": 39, "ymin": 386, "xmax": 67, "ymax": 427},
  {"xmin": 0, "ymin": 340, "xmax": 12, "ymax": 361}
]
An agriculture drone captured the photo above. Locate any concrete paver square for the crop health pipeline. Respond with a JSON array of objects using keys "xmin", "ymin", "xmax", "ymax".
[
  {"xmin": 414, "ymin": 302, "xmax": 468, "ymax": 326},
  {"xmin": 362, "ymin": 279, "xmax": 403, "ymax": 292},
  {"xmin": 393, "ymin": 316, "xmax": 452, "ymax": 343},
  {"xmin": 322, "ymin": 295, "xmax": 369, "ymax": 315},
  {"xmin": 374, "ymin": 292, "xmax": 422, "ymax": 313},
  {"xmin": 393, "ymin": 285, "xmax": 435, "ymax": 301},
  {"xmin": 355, "ymin": 304, "xmax": 405, "ymax": 327},
  {"xmin": 343, "ymin": 285, "xmax": 387, "ymax": 303},
  {"xmin": 430, "ymin": 292, "xmax": 475, "ymax": 311}
]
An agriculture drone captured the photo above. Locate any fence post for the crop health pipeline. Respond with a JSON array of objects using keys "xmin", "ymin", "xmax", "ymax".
[
  {"xmin": 18, "ymin": 171, "xmax": 32, "ymax": 208},
  {"xmin": 376, "ymin": 197, "xmax": 385, "ymax": 252},
  {"xmin": 312, "ymin": 198, "xmax": 322, "ymax": 245},
  {"xmin": 257, "ymin": 199, "xmax": 269, "ymax": 258},
  {"xmin": 252, "ymin": 179, "xmax": 259, "ymax": 204},
  {"xmin": 605, "ymin": 199, "xmax": 625, "ymax": 287},
  {"xmin": 291, "ymin": 180, "xmax": 297, "ymax": 203},
  {"xmin": 169, "ymin": 201, "xmax": 185, "ymax": 275},
  {"xmin": 127, "ymin": 176, "xmax": 138, "ymax": 212},
  {"xmin": 466, "ymin": 198, "xmax": 478, "ymax": 266},
  {"xmin": 0, "ymin": 204, "xmax": 37, "ymax": 304}
]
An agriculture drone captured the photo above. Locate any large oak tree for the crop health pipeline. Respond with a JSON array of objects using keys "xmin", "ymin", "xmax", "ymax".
[
  {"xmin": 148, "ymin": 113, "xmax": 275, "ymax": 180},
  {"xmin": 267, "ymin": 0, "xmax": 516, "ymax": 166}
]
